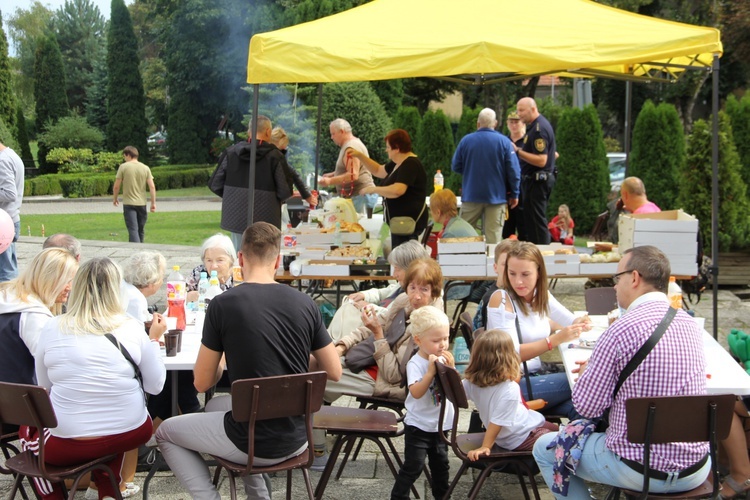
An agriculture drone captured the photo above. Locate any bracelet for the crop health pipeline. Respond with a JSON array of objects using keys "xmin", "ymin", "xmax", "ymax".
[{"xmin": 546, "ymin": 336, "xmax": 553, "ymax": 351}]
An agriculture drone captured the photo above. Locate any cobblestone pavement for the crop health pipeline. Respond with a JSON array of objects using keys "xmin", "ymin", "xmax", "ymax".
[{"xmin": 1, "ymin": 196, "xmax": 748, "ymax": 499}]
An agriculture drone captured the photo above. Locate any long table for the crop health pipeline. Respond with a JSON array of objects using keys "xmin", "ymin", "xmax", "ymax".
[{"xmin": 559, "ymin": 315, "xmax": 750, "ymax": 395}]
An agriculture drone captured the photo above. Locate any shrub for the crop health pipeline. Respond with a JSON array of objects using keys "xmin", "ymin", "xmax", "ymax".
[
  {"xmin": 94, "ymin": 151, "xmax": 123, "ymax": 172},
  {"xmin": 37, "ymin": 116, "xmax": 104, "ymax": 152},
  {"xmin": 392, "ymin": 107, "xmax": 422, "ymax": 155},
  {"xmin": 726, "ymin": 94, "xmax": 750, "ymax": 195},
  {"xmin": 210, "ymin": 137, "xmax": 233, "ymax": 160},
  {"xmin": 455, "ymin": 106, "xmax": 480, "ymax": 144},
  {"xmin": 628, "ymin": 101, "xmax": 684, "ymax": 210},
  {"xmin": 679, "ymin": 113, "xmax": 750, "ymax": 252},
  {"xmin": 603, "ymin": 137, "xmax": 622, "ymax": 153},
  {"xmin": 549, "ymin": 105, "xmax": 609, "ymax": 233},
  {"xmin": 46, "ymin": 148, "xmax": 96, "ymax": 173},
  {"xmin": 418, "ymin": 109, "xmax": 455, "ymax": 193}
]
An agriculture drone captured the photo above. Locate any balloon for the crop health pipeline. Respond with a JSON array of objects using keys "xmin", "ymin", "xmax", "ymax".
[{"xmin": 0, "ymin": 208, "xmax": 13, "ymax": 255}]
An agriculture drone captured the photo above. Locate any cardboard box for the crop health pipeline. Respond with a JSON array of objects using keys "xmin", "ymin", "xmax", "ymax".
[
  {"xmin": 486, "ymin": 256, "xmax": 496, "ymax": 277},
  {"xmin": 292, "ymin": 229, "xmax": 366, "ymax": 245},
  {"xmin": 619, "ymin": 210, "xmax": 699, "ymax": 252},
  {"xmin": 301, "ymin": 259, "xmax": 350, "ymax": 276},
  {"xmin": 438, "ymin": 253, "xmax": 487, "ymax": 266},
  {"xmin": 579, "ymin": 262, "xmax": 619, "ymax": 275},
  {"xmin": 546, "ymin": 262, "xmax": 581, "ymax": 276},
  {"xmin": 441, "ymin": 265, "xmax": 487, "ymax": 277},
  {"xmin": 438, "ymin": 236, "xmax": 486, "ymax": 254},
  {"xmin": 324, "ymin": 247, "xmax": 373, "ymax": 262},
  {"xmin": 537, "ymin": 244, "xmax": 579, "ymax": 264}
]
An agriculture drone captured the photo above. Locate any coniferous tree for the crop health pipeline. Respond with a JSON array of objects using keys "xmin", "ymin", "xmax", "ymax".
[
  {"xmin": 14, "ymin": 104, "xmax": 34, "ymax": 169},
  {"xmin": 34, "ymin": 34, "xmax": 69, "ymax": 171},
  {"xmin": 86, "ymin": 47, "xmax": 108, "ymax": 136},
  {"xmin": 455, "ymin": 106, "xmax": 480, "ymax": 144},
  {"xmin": 726, "ymin": 94, "xmax": 750, "ymax": 195},
  {"xmin": 548, "ymin": 105, "xmax": 608, "ymax": 233},
  {"xmin": 628, "ymin": 100, "xmax": 684, "ymax": 211},
  {"xmin": 106, "ymin": 0, "xmax": 147, "ymax": 155},
  {"xmin": 418, "ymin": 109, "xmax": 455, "ymax": 193},
  {"xmin": 0, "ymin": 119, "xmax": 18, "ymax": 150},
  {"xmin": 392, "ymin": 106, "xmax": 422, "ymax": 156},
  {"xmin": 0, "ymin": 13, "xmax": 16, "ymax": 134},
  {"xmin": 679, "ymin": 113, "xmax": 750, "ymax": 252}
]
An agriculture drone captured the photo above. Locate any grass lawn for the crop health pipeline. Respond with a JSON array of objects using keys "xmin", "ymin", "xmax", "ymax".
[{"xmin": 21, "ymin": 211, "xmax": 222, "ymax": 246}]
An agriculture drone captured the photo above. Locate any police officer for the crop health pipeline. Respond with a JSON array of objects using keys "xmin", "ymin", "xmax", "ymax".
[{"xmin": 515, "ymin": 97, "xmax": 556, "ymax": 245}]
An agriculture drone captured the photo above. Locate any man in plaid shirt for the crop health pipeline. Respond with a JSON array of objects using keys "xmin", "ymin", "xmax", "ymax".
[{"xmin": 533, "ymin": 246, "xmax": 708, "ymax": 498}]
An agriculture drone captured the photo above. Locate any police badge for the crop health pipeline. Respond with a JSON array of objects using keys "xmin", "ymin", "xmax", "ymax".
[{"xmin": 535, "ymin": 138, "xmax": 546, "ymax": 152}]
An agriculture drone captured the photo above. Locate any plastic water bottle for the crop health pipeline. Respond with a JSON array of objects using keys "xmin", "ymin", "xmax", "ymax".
[
  {"xmin": 197, "ymin": 272, "xmax": 209, "ymax": 313},
  {"xmin": 204, "ymin": 270, "xmax": 223, "ymax": 308},
  {"xmin": 668, "ymin": 276, "xmax": 683, "ymax": 310},
  {"xmin": 453, "ymin": 337, "xmax": 470, "ymax": 375},
  {"xmin": 434, "ymin": 170, "xmax": 444, "ymax": 192},
  {"xmin": 333, "ymin": 221, "xmax": 343, "ymax": 248},
  {"xmin": 166, "ymin": 265, "xmax": 186, "ymax": 330}
]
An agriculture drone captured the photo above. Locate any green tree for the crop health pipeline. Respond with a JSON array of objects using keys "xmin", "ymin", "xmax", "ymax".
[
  {"xmin": 85, "ymin": 46, "xmax": 108, "ymax": 135},
  {"xmin": 726, "ymin": 94, "xmax": 750, "ymax": 194},
  {"xmin": 14, "ymin": 104, "xmax": 34, "ymax": 168},
  {"xmin": 455, "ymin": 106, "xmax": 480, "ymax": 145},
  {"xmin": 0, "ymin": 118, "xmax": 18, "ymax": 150},
  {"xmin": 371, "ymin": 79, "xmax": 404, "ymax": 118},
  {"xmin": 0, "ymin": 13, "xmax": 16, "ymax": 134},
  {"xmin": 106, "ymin": 0, "xmax": 148, "ymax": 155},
  {"xmin": 418, "ymin": 109, "xmax": 455, "ymax": 193},
  {"xmin": 402, "ymin": 78, "xmax": 460, "ymax": 114},
  {"xmin": 392, "ymin": 106, "xmax": 422, "ymax": 156},
  {"xmin": 679, "ymin": 113, "xmax": 750, "ymax": 252},
  {"xmin": 38, "ymin": 115, "xmax": 104, "ymax": 151},
  {"xmin": 34, "ymin": 34, "xmax": 69, "ymax": 171},
  {"xmin": 548, "ymin": 105, "xmax": 609, "ymax": 233},
  {"xmin": 6, "ymin": 2, "xmax": 54, "ymax": 108},
  {"xmin": 629, "ymin": 100, "xmax": 684, "ymax": 210},
  {"xmin": 318, "ymin": 81, "xmax": 391, "ymax": 173},
  {"xmin": 53, "ymin": 0, "xmax": 106, "ymax": 113}
]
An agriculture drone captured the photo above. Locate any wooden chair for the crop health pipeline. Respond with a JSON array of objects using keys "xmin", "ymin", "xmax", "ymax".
[
  {"xmin": 210, "ymin": 371, "xmax": 327, "ymax": 500},
  {"xmin": 312, "ymin": 405, "xmax": 400, "ymax": 500},
  {"xmin": 434, "ymin": 362, "xmax": 542, "ymax": 500},
  {"xmin": 605, "ymin": 394, "xmax": 735, "ymax": 500},
  {"xmin": 584, "ymin": 286, "xmax": 618, "ymax": 315},
  {"xmin": 0, "ymin": 381, "xmax": 122, "ymax": 500},
  {"xmin": 459, "ymin": 311, "xmax": 477, "ymax": 352},
  {"xmin": 420, "ymin": 222, "xmax": 434, "ymax": 248},
  {"xmin": 1, "ymin": 429, "xmax": 32, "ymax": 500}
]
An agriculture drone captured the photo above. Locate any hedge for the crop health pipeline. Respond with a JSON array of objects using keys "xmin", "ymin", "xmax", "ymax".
[{"xmin": 24, "ymin": 165, "xmax": 213, "ymax": 198}]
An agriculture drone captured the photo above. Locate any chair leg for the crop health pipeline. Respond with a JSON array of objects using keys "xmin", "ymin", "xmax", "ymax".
[
  {"xmin": 605, "ymin": 487, "xmax": 621, "ymax": 500},
  {"xmin": 212, "ymin": 463, "xmax": 223, "ymax": 487},
  {"xmin": 301, "ymin": 468, "xmax": 314, "ymax": 500},
  {"xmin": 442, "ymin": 462, "xmax": 469, "ymax": 500},
  {"xmin": 286, "ymin": 470, "xmax": 293, "ymax": 500},
  {"xmin": 314, "ymin": 434, "xmax": 346, "ymax": 500},
  {"xmin": 350, "ymin": 437, "xmax": 366, "ymax": 461},
  {"xmin": 468, "ymin": 464, "xmax": 496, "ymax": 500},
  {"xmin": 227, "ymin": 471, "xmax": 237, "ymax": 500}
]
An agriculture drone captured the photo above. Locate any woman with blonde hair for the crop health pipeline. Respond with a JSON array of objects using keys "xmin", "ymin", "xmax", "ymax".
[
  {"xmin": 270, "ymin": 126, "xmax": 318, "ymax": 208},
  {"xmin": 429, "ymin": 188, "xmax": 477, "ymax": 239},
  {"xmin": 548, "ymin": 204, "xmax": 575, "ymax": 245},
  {"xmin": 27, "ymin": 257, "xmax": 166, "ymax": 500},
  {"xmin": 0, "ymin": 247, "xmax": 78, "ymax": 386}
]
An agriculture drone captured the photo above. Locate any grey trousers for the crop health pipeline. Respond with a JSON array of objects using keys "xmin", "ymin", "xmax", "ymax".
[{"xmin": 156, "ymin": 395, "xmax": 305, "ymax": 499}]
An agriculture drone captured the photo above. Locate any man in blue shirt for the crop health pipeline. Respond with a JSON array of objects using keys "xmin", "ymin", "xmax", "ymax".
[{"xmin": 451, "ymin": 108, "xmax": 520, "ymax": 244}]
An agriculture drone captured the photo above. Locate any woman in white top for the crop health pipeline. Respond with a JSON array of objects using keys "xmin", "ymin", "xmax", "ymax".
[
  {"xmin": 486, "ymin": 242, "xmax": 590, "ymax": 418},
  {"xmin": 28, "ymin": 257, "xmax": 166, "ymax": 500}
]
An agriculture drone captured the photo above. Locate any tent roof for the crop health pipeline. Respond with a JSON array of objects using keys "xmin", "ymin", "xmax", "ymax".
[{"xmin": 247, "ymin": 0, "xmax": 721, "ymax": 85}]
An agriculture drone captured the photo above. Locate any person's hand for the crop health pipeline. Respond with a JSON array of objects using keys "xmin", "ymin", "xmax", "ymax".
[
  {"xmin": 439, "ymin": 350, "xmax": 455, "ymax": 368},
  {"xmin": 426, "ymin": 355, "xmax": 439, "ymax": 375},
  {"xmin": 361, "ymin": 304, "xmax": 379, "ymax": 328},
  {"xmin": 113, "ymin": 198, "xmax": 119, "ymax": 207},
  {"xmin": 335, "ymin": 344, "xmax": 346, "ymax": 357},
  {"xmin": 348, "ymin": 292, "xmax": 365, "ymax": 303},
  {"xmin": 150, "ymin": 203, "xmax": 156, "ymax": 213},
  {"xmin": 149, "ymin": 312, "xmax": 167, "ymax": 340},
  {"xmin": 554, "ymin": 324, "xmax": 586, "ymax": 343},
  {"xmin": 509, "ymin": 198, "xmax": 519, "ymax": 209},
  {"xmin": 616, "ymin": 198, "xmax": 624, "ymax": 210},
  {"xmin": 306, "ymin": 193, "xmax": 318, "ymax": 207},
  {"xmin": 345, "ymin": 147, "xmax": 361, "ymax": 160},
  {"xmin": 468, "ymin": 447, "xmax": 491, "ymax": 461},
  {"xmin": 573, "ymin": 359, "xmax": 588, "ymax": 381},
  {"xmin": 318, "ymin": 177, "xmax": 331, "ymax": 187},
  {"xmin": 572, "ymin": 315, "xmax": 592, "ymax": 330}
]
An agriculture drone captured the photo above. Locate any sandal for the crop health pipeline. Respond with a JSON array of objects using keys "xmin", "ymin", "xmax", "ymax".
[{"xmin": 721, "ymin": 476, "xmax": 750, "ymax": 499}]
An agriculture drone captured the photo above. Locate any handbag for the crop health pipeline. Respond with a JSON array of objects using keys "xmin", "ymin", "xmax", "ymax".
[
  {"xmin": 345, "ymin": 309, "xmax": 406, "ymax": 373},
  {"xmin": 105, "ymin": 333, "xmax": 147, "ymax": 406},
  {"xmin": 385, "ymin": 203, "xmax": 426, "ymax": 236},
  {"xmin": 595, "ymin": 306, "xmax": 677, "ymax": 431}
]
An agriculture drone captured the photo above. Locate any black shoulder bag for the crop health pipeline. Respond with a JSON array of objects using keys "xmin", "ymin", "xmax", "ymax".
[
  {"xmin": 596, "ymin": 306, "xmax": 677, "ymax": 431},
  {"xmin": 105, "ymin": 333, "xmax": 147, "ymax": 406}
]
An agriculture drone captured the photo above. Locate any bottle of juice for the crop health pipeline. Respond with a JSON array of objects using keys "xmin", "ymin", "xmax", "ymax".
[
  {"xmin": 433, "ymin": 170, "xmax": 444, "ymax": 192},
  {"xmin": 166, "ymin": 265, "xmax": 186, "ymax": 330}
]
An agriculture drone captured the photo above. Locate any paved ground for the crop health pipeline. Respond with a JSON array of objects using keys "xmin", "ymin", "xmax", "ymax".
[{"xmin": 1, "ymin": 196, "xmax": 748, "ymax": 499}]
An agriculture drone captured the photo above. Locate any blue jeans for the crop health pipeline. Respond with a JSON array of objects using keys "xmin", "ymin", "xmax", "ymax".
[
  {"xmin": 521, "ymin": 372, "xmax": 576, "ymax": 419},
  {"xmin": 391, "ymin": 425, "xmax": 449, "ymax": 500},
  {"xmin": 123, "ymin": 205, "xmax": 148, "ymax": 243},
  {"xmin": 532, "ymin": 432, "xmax": 710, "ymax": 499},
  {"xmin": 0, "ymin": 221, "xmax": 20, "ymax": 282}
]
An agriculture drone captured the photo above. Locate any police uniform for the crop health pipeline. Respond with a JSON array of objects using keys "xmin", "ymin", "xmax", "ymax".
[{"xmin": 519, "ymin": 114, "xmax": 556, "ymax": 244}]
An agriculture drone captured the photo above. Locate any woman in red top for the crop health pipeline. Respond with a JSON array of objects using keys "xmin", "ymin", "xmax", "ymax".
[{"xmin": 548, "ymin": 204, "xmax": 575, "ymax": 245}]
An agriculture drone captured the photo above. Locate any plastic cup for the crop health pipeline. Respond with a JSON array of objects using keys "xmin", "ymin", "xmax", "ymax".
[
  {"xmin": 164, "ymin": 332, "xmax": 179, "ymax": 357},
  {"xmin": 168, "ymin": 329, "xmax": 183, "ymax": 352},
  {"xmin": 165, "ymin": 316, "xmax": 177, "ymax": 331},
  {"xmin": 232, "ymin": 265, "xmax": 243, "ymax": 283}
]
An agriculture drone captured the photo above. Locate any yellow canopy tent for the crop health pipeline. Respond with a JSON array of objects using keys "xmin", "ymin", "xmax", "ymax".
[
  {"xmin": 244, "ymin": 0, "xmax": 723, "ymax": 336},
  {"xmin": 247, "ymin": 0, "xmax": 721, "ymax": 84}
]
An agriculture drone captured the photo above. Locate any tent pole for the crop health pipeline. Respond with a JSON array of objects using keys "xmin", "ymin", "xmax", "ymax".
[
  {"xmin": 710, "ymin": 55, "xmax": 719, "ymax": 340},
  {"xmin": 315, "ymin": 84, "xmax": 322, "ymax": 191},
  {"xmin": 624, "ymin": 81, "xmax": 632, "ymax": 170},
  {"xmin": 247, "ymin": 84, "xmax": 259, "ymax": 227}
]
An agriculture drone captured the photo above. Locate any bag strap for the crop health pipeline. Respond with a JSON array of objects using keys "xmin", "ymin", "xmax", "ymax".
[
  {"xmin": 612, "ymin": 306, "xmax": 677, "ymax": 400},
  {"xmin": 507, "ymin": 293, "xmax": 536, "ymax": 400},
  {"xmin": 399, "ymin": 336, "xmax": 418, "ymax": 389},
  {"xmin": 105, "ymin": 333, "xmax": 147, "ymax": 405}
]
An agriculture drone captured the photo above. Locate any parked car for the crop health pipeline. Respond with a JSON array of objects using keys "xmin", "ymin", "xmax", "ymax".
[
  {"xmin": 148, "ymin": 131, "xmax": 167, "ymax": 146},
  {"xmin": 608, "ymin": 152, "xmax": 626, "ymax": 191}
]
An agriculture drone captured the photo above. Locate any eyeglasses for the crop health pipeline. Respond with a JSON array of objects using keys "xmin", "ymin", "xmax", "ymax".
[{"xmin": 612, "ymin": 269, "xmax": 635, "ymax": 284}]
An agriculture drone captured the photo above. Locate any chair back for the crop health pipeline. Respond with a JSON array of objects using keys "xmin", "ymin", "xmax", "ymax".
[
  {"xmin": 625, "ymin": 393, "xmax": 735, "ymax": 496},
  {"xmin": 435, "ymin": 362, "xmax": 468, "ymax": 455},
  {"xmin": 584, "ymin": 287, "xmax": 617, "ymax": 315},
  {"xmin": 458, "ymin": 311, "xmax": 475, "ymax": 352},
  {"xmin": 589, "ymin": 210, "xmax": 609, "ymax": 240},
  {"xmin": 0, "ymin": 382, "xmax": 57, "ymax": 431},
  {"xmin": 420, "ymin": 223, "xmax": 434, "ymax": 247},
  {"xmin": 230, "ymin": 372, "xmax": 327, "ymax": 473}
]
